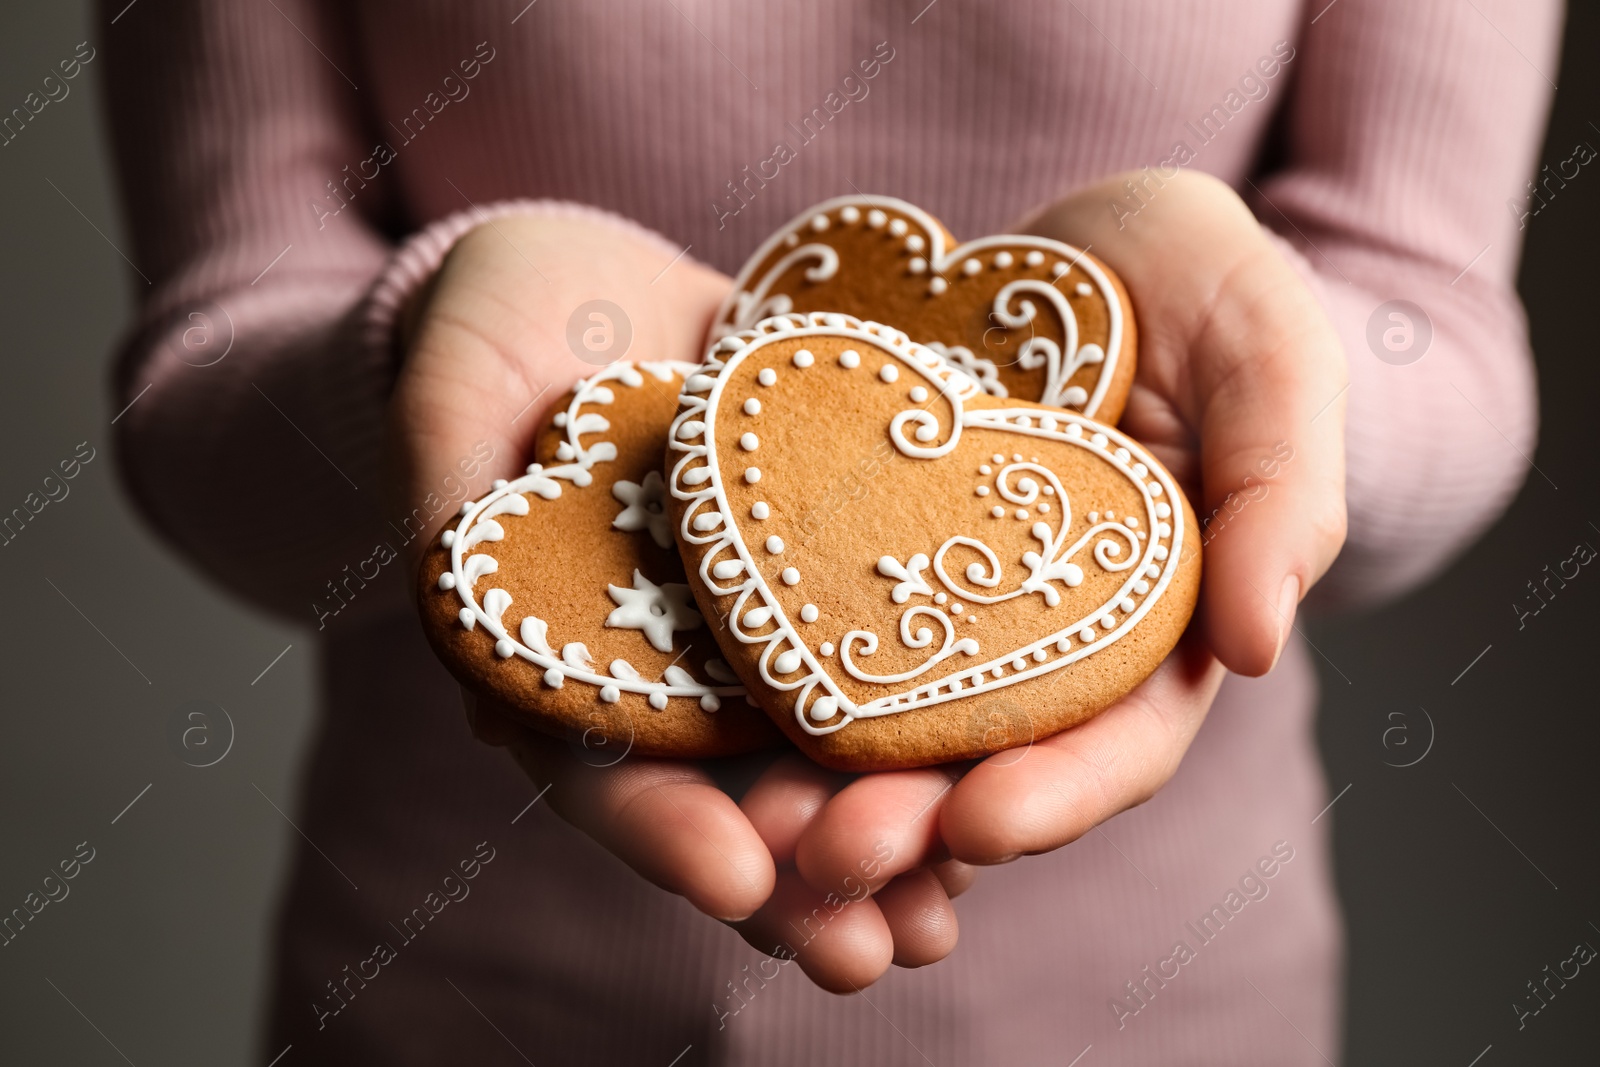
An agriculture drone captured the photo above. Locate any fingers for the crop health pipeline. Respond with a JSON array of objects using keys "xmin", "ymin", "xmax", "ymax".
[
  {"xmin": 731, "ymin": 870, "xmax": 893, "ymax": 994},
  {"xmin": 873, "ymin": 869, "xmax": 961, "ymax": 968},
  {"xmin": 1021, "ymin": 171, "xmax": 1349, "ymax": 677},
  {"xmin": 1185, "ymin": 243, "xmax": 1347, "ymax": 675},
  {"xmin": 739, "ymin": 752, "xmax": 853, "ymax": 865},
  {"xmin": 930, "ymin": 858, "xmax": 979, "ymax": 899},
  {"xmin": 493, "ymin": 706, "xmax": 775, "ymax": 922},
  {"xmin": 793, "ymin": 767, "xmax": 961, "ymax": 896},
  {"xmin": 940, "ymin": 634, "xmax": 1224, "ymax": 864}
]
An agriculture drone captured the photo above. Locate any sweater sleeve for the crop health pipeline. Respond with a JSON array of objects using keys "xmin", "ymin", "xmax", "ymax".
[{"xmin": 1250, "ymin": 0, "xmax": 1562, "ymax": 609}]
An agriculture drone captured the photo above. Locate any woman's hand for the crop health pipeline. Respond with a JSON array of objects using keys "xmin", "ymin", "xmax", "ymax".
[
  {"xmin": 781, "ymin": 170, "xmax": 1348, "ymax": 933},
  {"xmin": 388, "ymin": 212, "xmax": 967, "ymax": 991}
]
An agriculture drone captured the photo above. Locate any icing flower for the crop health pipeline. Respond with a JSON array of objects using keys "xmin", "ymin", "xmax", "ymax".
[
  {"xmin": 605, "ymin": 569, "xmax": 703, "ymax": 652},
  {"xmin": 611, "ymin": 470, "xmax": 672, "ymax": 548}
]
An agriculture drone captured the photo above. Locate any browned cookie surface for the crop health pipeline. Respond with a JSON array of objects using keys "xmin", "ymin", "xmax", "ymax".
[
  {"xmin": 711, "ymin": 195, "xmax": 1137, "ymax": 423},
  {"xmin": 419, "ymin": 362, "xmax": 778, "ymax": 760},
  {"xmin": 669, "ymin": 316, "xmax": 1198, "ymax": 771}
]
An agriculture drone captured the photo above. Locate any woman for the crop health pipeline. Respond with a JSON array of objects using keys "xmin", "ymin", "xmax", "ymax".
[{"xmin": 101, "ymin": 1, "xmax": 1555, "ymax": 1062}]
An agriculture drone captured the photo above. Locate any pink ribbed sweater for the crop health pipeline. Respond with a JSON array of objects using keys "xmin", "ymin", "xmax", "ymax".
[{"xmin": 99, "ymin": 1, "xmax": 1557, "ymax": 1063}]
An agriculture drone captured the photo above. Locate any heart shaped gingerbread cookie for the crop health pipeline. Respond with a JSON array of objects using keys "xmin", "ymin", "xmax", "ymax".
[
  {"xmin": 711, "ymin": 195, "xmax": 1136, "ymax": 422},
  {"xmin": 669, "ymin": 315, "xmax": 1198, "ymax": 771},
  {"xmin": 419, "ymin": 362, "xmax": 777, "ymax": 759}
]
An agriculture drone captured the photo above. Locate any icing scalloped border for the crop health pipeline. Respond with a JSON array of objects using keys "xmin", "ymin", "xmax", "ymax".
[
  {"xmin": 669, "ymin": 313, "xmax": 1183, "ymax": 736},
  {"xmin": 708, "ymin": 194, "xmax": 1126, "ymax": 416},
  {"xmin": 439, "ymin": 360, "xmax": 743, "ymax": 711}
]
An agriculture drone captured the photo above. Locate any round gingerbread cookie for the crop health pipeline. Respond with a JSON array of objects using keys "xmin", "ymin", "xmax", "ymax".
[
  {"xmin": 418, "ymin": 361, "xmax": 778, "ymax": 760},
  {"xmin": 668, "ymin": 315, "xmax": 1198, "ymax": 771},
  {"xmin": 710, "ymin": 195, "xmax": 1137, "ymax": 423}
]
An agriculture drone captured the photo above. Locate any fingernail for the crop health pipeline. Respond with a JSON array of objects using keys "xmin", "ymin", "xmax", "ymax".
[{"xmin": 1271, "ymin": 575, "xmax": 1301, "ymax": 670}]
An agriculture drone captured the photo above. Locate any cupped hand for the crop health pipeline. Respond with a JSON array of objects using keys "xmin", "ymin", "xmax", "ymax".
[
  {"xmin": 388, "ymin": 212, "xmax": 966, "ymax": 992},
  {"xmin": 787, "ymin": 171, "xmax": 1347, "ymax": 917}
]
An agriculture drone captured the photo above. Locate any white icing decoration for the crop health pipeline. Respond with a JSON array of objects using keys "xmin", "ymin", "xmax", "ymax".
[
  {"xmin": 440, "ymin": 361, "xmax": 741, "ymax": 707},
  {"xmin": 792, "ymin": 349, "xmax": 814, "ymax": 368},
  {"xmin": 740, "ymin": 432, "xmax": 760, "ymax": 451},
  {"xmin": 758, "ymin": 368, "xmax": 777, "ymax": 386},
  {"xmin": 605, "ymin": 569, "xmax": 704, "ymax": 653},
  {"xmin": 880, "ymin": 365, "xmax": 899, "ymax": 383},
  {"xmin": 744, "ymin": 467, "xmax": 761, "ymax": 483},
  {"xmin": 766, "ymin": 535, "xmax": 785, "ymax": 554},
  {"xmin": 841, "ymin": 206, "xmax": 861, "ymax": 223},
  {"xmin": 667, "ymin": 313, "xmax": 1182, "ymax": 736},
  {"xmin": 707, "ymin": 197, "xmax": 1125, "ymax": 415},
  {"xmin": 611, "ymin": 470, "xmax": 672, "ymax": 549},
  {"xmin": 751, "ymin": 501, "xmax": 770, "ymax": 519},
  {"xmin": 910, "ymin": 386, "xmax": 929, "ymax": 403},
  {"xmin": 743, "ymin": 398, "xmax": 761, "ymax": 415},
  {"xmin": 782, "ymin": 567, "xmax": 800, "ymax": 585},
  {"xmin": 839, "ymin": 349, "xmax": 860, "ymax": 369}
]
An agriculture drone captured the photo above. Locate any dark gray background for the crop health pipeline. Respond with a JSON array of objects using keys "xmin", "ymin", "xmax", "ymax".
[{"xmin": 0, "ymin": 3, "xmax": 1594, "ymax": 1064}]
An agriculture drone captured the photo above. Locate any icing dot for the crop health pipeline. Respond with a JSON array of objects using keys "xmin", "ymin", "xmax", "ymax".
[
  {"xmin": 1011, "ymin": 657, "xmax": 1027, "ymax": 671},
  {"xmin": 962, "ymin": 258, "xmax": 981, "ymax": 275},
  {"xmin": 774, "ymin": 649, "xmax": 803, "ymax": 674},
  {"xmin": 1038, "ymin": 502, "xmax": 1050, "ymax": 513},
  {"xmin": 1052, "ymin": 261, "xmax": 1069, "ymax": 278},
  {"xmin": 1025, "ymin": 250, "xmax": 1045, "ymax": 267},
  {"xmin": 879, "ymin": 364, "xmax": 899, "ymax": 383},
  {"xmin": 701, "ymin": 694, "xmax": 721, "ymax": 712},
  {"xmin": 460, "ymin": 500, "xmax": 475, "ymax": 515},
  {"xmin": 1044, "ymin": 485, "xmax": 1055, "ymax": 496},
  {"xmin": 1135, "ymin": 580, "xmax": 1151, "ymax": 595},
  {"xmin": 820, "ymin": 641, "xmax": 835, "ymax": 656},
  {"xmin": 758, "ymin": 368, "xmax": 777, "ymax": 386},
  {"xmin": 1079, "ymin": 628, "xmax": 1096, "ymax": 642},
  {"xmin": 810, "ymin": 696, "xmax": 838, "ymax": 721},
  {"xmin": 1015, "ymin": 508, "xmax": 1029, "ymax": 520},
  {"xmin": 1127, "ymin": 516, "xmax": 1139, "ymax": 528},
  {"xmin": 951, "ymin": 603, "xmax": 964, "ymax": 613},
  {"xmin": 1033, "ymin": 648, "xmax": 1048, "ymax": 662},
  {"xmin": 739, "ymin": 432, "xmax": 759, "ymax": 451},
  {"xmin": 1091, "ymin": 433, "xmax": 1109, "ymax": 448},
  {"xmin": 1146, "ymin": 564, "xmax": 1161, "ymax": 578},
  {"xmin": 744, "ymin": 467, "xmax": 762, "ymax": 484},
  {"xmin": 1013, "ymin": 453, "xmax": 1022, "ymax": 462},
  {"xmin": 1157, "ymin": 522, "xmax": 1172, "ymax": 538},
  {"xmin": 492, "ymin": 478, "xmax": 508, "ymax": 490},
  {"xmin": 649, "ymin": 692, "xmax": 668, "ymax": 710},
  {"xmin": 929, "ymin": 277, "xmax": 948, "ymax": 295},
  {"xmin": 765, "ymin": 535, "xmax": 785, "ymax": 554},
  {"xmin": 906, "ymin": 234, "xmax": 925, "ymax": 253},
  {"xmin": 440, "ymin": 530, "xmax": 457, "ymax": 548},
  {"xmin": 968, "ymin": 615, "xmax": 977, "ymax": 624},
  {"xmin": 495, "ymin": 639, "xmax": 515, "ymax": 658},
  {"xmin": 1100, "ymin": 615, "xmax": 1116, "ymax": 629},
  {"xmin": 889, "ymin": 218, "xmax": 908, "ymax": 236},
  {"xmin": 991, "ymin": 506, "xmax": 1005, "ymax": 518},
  {"xmin": 1115, "ymin": 447, "xmax": 1131, "ymax": 463},
  {"xmin": 437, "ymin": 573, "xmax": 456, "ymax": 590},
  {"xmin": 1067, "ymin": 423, "xmax": 1083, "ymax": 438},
  {"xmin": 458, "ymin": 607, "xmax": 474, "ymax": 628},
  {"xmin": 1089, "ymin": 512, "xmax": 1099, "ymax": 522},
  {"xmin": 1156, "ymin": 502, "xmax": 1172, "ymax": 519},
  {"xmin": 1075, "ymin": 281, "xmax": 1093, "ymax": 297},
  {"xmin": 743, "ymin": 398, "xmax": 761, "ymax": 415},
  {"xmin": 994, "ymin": 251, "xmax": 1014, "ymax": 269},
  {"xmin": 782, "ymin": 567, "xmax": 800, "ymax": 585},
  {"xmin": 1150, "ymin": 483, "xmax": 1164, "ymax": 497},
  {"xmin": 991, "ymin": 665, "xmax": 1005, "ymax": 678},
  {"xmin": 910, "ymin": 386, "xmax": 929, "ymax": 402},
  {"xmin": 839, "ymin": 349, "xmax": 860, "ymax": 368},
  {"xmin": 867, "ymin": 209, "xmax": 887, "ymax": 228},
  {"xmin": 543, "ymin": 668, "xmax": 564, "ymax": 688},
  {"xmin": 841, "ymin": 205, "xmax": 861, "ymax": 223},
  {"xmin": 1120, "ymin": 597, "xmax": 1137, "ymax": 613},
  {"xmin": 751, "ymin": 501, "xmax": 770, "ymax": 519},
  {"xmin": 909, "ymin": 257, "xmax": 927, "ymax": 274},
  {"xmin": 1133, "ymin": 463, "xmax": 1149, "ymax": 477},
  {"xmin": 979, "ymin": 464, "xmax": 992, "ymax": 475},
  {"xmin": 800, "ymin": 604, "xmax": 819, "ymax": 623},
  {"xmin": 784, "ymin": 232, "xmax": 799, "ymax": 247},
  {"xmin": 992, "ymin": 454, "xmax": 1005, "ymax": 463},
  {"xmin": 935, "ymin": 592, "xmax": 948, "ymax": 605},
  {"xmin": 552, "ymin": 412, "xmax": 568, "ymax": 427},
  {"xmin": 600, "ymin": 685, "xmax": 621, "ymax": 703},
  {"xmin": 810, "ymin": 213, "xmax": 829, "ymax": 232},
  {"xmin": 1056, "ymin": 636, "xmax": 1071, "ymax": 652},
  {"xmin": 976, "ymin": 486, "xmax": 990, "ymax": 497},
  {"xmin": 793, "ymin": 348, "xmax": 814, "ymax": 368}
]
